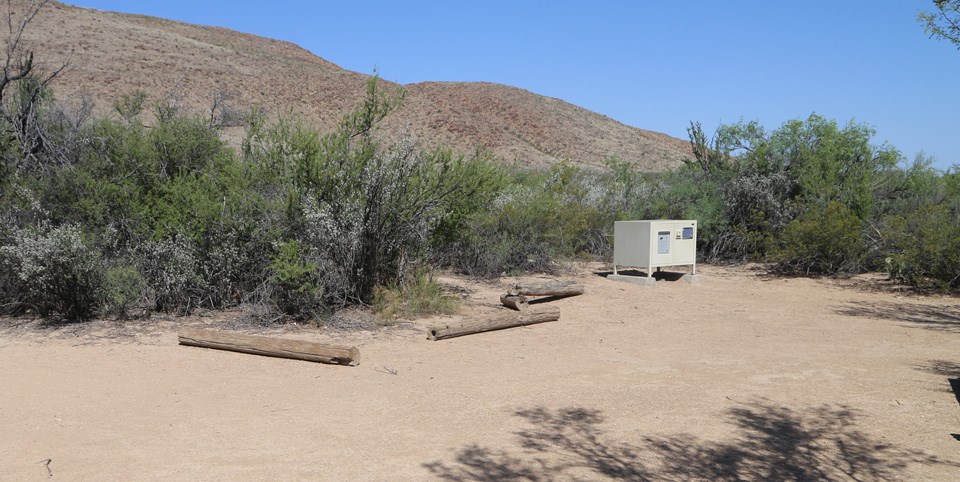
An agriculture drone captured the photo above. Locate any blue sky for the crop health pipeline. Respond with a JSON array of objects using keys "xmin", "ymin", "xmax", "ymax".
[{"xmin": 67, "ymin": 1, "xmax": 959, "ymax": 170}]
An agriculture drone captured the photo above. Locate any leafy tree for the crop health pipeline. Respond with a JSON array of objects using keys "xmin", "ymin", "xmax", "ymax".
[{"xmin": 919, "ymin": 0, "xmax": 960, "ymax": 48}]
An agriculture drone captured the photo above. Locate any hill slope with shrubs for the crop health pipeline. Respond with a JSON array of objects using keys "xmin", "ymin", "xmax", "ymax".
[{"xmin": 20, "ymin": 0, "xmax": 691, "ymax": 169}]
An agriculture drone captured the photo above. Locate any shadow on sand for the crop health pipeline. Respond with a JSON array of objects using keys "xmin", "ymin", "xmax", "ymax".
[
  {"xmin": 593, "ymin": 269, "xmax": 687, "ymax": 282},
  {"xmin": 916, "ymin": 359, "xmax": 960, "ymax": 442},
  {"xmin": 834, "ymin": 301, "xmax": 960, "ymax": 334},
  {"xmin": 424, "ymin": 401, "xmax": 953, "ymax": 481}
]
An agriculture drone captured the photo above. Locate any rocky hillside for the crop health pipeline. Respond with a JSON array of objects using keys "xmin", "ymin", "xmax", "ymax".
[{"xmin": 20, "ymin": 1, "xmax": 691, "ymax": 169}]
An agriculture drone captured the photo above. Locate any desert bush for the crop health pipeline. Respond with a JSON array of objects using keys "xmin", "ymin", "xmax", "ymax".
[
  {"xmin": 772, "ymin": 201, "xmax": 866, "ymax": 275},
  {"xmin": 33, "ymin": 104, "xmax": 278, "ymax": 313},
  {"xmin": 102, "ymin": 261, "xmax": 148, "ymax": 318},
  {"xmin": 881, "ymin": 203, "xmax": 960, "ymax": 291},
  {"xmin": 294, "ymin": 138, "xmax": 486, "ymax": 303},
  {"xmin": 674, "ymin": 115, "xmax": 904, "ymax": 271},
  {"xmin": 634, "ymin": 165, "xmax": 730, "ymax": 260},
  {"xmin": 245, "ymin": 77, "xmax": 502, "ymax": 305},
  {"xmin": 7, "ymin": 48, "xmax": 960, "ymax": 325},
  {"xmin": 267, "ymin": 240, "xmax": 323, "ymax": 321},
  {"xmin": 197, "ymin": 224, "xmax": 272, "ymax": 307},
  {"xmin": 134, "ymin": 234, "xmax": 204, "ymax": 314},
  {"xmin": 450, "ymin": 164, "xmax": 596, "ymax": 278},
  {"xmin": 716, "ymin": 168, "xmax": 795, "ymax": 260},
  {"xmin": 775, "ymin": 116, "xmax": 899, "ymax": 219},
  {"xmin": 0, "ymin": 223, "xmax": 103, "ymax": 320}
]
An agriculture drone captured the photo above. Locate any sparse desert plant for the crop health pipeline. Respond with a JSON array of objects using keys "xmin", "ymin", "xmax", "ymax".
[{"xmin": 373, "ymin": 268, "xmax": 459, "ymax": 322}]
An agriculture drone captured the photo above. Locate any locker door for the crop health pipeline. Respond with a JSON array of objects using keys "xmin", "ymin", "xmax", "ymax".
[{"xmin": 657, "ymin": 231, "xmax": 670, "ymax": 254}]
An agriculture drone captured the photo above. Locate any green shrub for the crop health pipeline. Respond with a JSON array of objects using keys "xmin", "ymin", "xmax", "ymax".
[
  {"xmin": 449, "ymin": 162, "xmax": 621, "ymax": 278},
  {"xmin": 245, "ymin": 77, "xmax": 501, "ymax": 304},
  {"xmin": 267, "ymin": 240, "xmax": 323, "ymax": 321},
  {"xmin": 9, "ymin": 65, "xmax": 960, "ymax": 324},
  {"xmin": 635, "ymin": 165, "xmax": 733, "ymax": 261},
  {"xmin": 882, "ymin": 203, "xmax": 960, "ymax": 291},
  {"xmin": 0, "ymin": 224, "xmax": 103, "ymax": 320},
  {"xmin": 772, "ymin": 201, "xmax": 866, "ymax": 275},
  {"xmin": 149, "ymin": 114, "xmax": 230, "ymax": 179},
  {"xmin": 103, "ymin": 261, "xmax": 148, "ymax": 319},
  {"xmin": 451, "ymin": 183, "xmax": 566, "ymax": 278}
]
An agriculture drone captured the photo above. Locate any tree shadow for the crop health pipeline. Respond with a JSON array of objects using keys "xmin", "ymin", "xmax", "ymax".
[
  {"xmin": 834, "ymin": 301, "xmax": 960, "ymax": 333},
  {"xmin": 915, "ymin": 359, "xmax": 960, "ymax": 395},
  {"xmin": 424, "ymin": 407, "xmax": 650, "ymax": 481},
  {"xmin": 424, "ymin": 401, "xmax": 953, "ymax": 481},
  {"xmin": 915, "ymin": 360, "xmax": 960, "ymax": 442},
  {"xmin": 915, "ymin": 359, "xmax": 960, "ymax": 379}
]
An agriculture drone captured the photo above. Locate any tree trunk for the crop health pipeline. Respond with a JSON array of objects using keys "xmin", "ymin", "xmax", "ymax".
[
  {"xmin": 500, "ymin": 294, "xmax": 529, "ymax": 311},
  {"xmin": 428, "ymin": 308, "xmax": 560, "ymax": 341},
  {"xmin": 178, "ymin": 328, "xmax": 360, "ymax": 366},
  {"xmin": 508, "ymin": 281, "xmax": 584, "ymax": 298}
]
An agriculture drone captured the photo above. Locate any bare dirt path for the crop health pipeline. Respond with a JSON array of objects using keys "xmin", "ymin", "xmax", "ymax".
[{"xmin": 2, "ymin": 264, "xmax": 959, "ymax": 480}]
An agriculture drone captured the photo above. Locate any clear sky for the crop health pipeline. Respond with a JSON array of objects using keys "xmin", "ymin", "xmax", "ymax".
[{"xmin": 66, "ymin": 1, "xmax": 959, "ymax": 170}]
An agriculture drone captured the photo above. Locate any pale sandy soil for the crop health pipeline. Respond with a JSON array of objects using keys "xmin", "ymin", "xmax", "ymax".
[{"xmin": 2, "ymin": 264, "xmax": 959, "ymax": 481}]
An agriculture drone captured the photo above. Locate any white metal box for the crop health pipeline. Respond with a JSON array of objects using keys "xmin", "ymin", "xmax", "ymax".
[{"xmin": 613, "ymin": 220, "xmax": 697, "ymax": 277}]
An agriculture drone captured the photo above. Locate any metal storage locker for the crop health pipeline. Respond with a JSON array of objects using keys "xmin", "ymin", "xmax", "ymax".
[{"xmin": 613, "ymin": 220, "xmax": 697, "ymax": 278}]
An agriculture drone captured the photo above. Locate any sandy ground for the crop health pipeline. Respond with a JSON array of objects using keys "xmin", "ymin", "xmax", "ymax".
[{"xmin": 1, "ymin": 264, "xmax": 959, "ymax": 481}]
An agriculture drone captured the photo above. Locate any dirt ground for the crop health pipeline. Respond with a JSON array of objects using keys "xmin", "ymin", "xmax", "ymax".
[{"xmin": 1, "ymin": 263, "xmax": 959, "ymax": 480}]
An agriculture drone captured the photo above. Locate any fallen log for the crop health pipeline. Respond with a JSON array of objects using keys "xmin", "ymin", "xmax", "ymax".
[
  {"xmin": 508, "ymin": 281, "xmax": 584, "ymax": 298},
  {"xmin": 500, "ymin": 294, "xmax": 529, "ymax": 311},
  {"xmin": 428, "ymin": 308, "xmax": 560, "ymax": 341},
  {"xmin": 178, "ymin": 328, "xmax": 360, "ymax": 366}
]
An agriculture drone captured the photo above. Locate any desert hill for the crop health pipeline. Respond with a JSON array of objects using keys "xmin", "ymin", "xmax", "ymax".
[{"xmin": 21, "ymin": 1, "xmax": 690, "ymax": 169}]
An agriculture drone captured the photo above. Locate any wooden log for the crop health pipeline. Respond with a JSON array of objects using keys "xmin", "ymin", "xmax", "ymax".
[
  {"xmin": 427, "ymin": 308, "xmax": 560, "ymax": 341},
  {"xmin": 178, "ymin": 328, "xmax": 360, "ymax": 366},
  {"xmin": 500, "ymin": 294, "xmax": 529, "ymax": 311},
  {"xmin": 508, "ymin": 281, "xmax": 584, "ymax": 298}
]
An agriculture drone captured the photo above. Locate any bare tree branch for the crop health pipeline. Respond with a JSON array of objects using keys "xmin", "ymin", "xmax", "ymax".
[{"xmin": 0, "ymin": 0, "xmax": 74, "ymax": 167}]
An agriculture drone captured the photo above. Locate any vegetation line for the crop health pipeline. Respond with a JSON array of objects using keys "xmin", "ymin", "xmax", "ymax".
[{"xmin": 1, "ymin": 2, "xmax": 957, "ymax": 324}]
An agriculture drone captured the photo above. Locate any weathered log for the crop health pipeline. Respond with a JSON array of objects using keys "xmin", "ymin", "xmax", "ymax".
[
  {"xmin": 427, "ymin": 308, "xmax": 560, "ymax": 341},
  {"xmin": 178, "ymin": 328, "xmax": 359, "ymax": 366},
  {"xmin": 508, "ymin": 281, "xmax": 584, "ymax": 298},
  {"xmin": 500, "ymin": 294, "xmax": 529, "ymax": 311}
]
